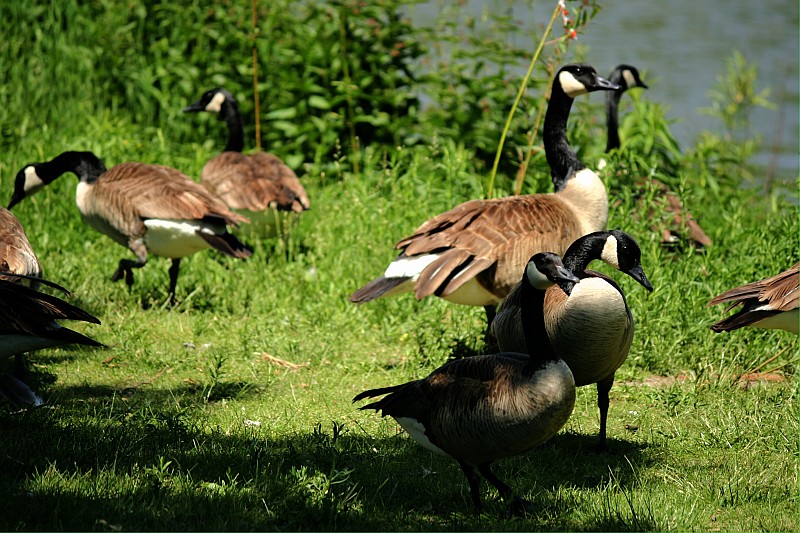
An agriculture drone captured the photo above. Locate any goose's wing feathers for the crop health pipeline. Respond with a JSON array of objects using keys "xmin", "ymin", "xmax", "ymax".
[
  {"xmin": 92, "ymin": 163, "xmax": 247, "ymax": 228},
  {"xmin": 708, "ymin": 263, "xmax": 799, "ymax": 313},
  {"xmin": 0, "ymin": 208, "xmax": 42, "ymax": 281},
  {"xmin": 0, "ymin": 281, "xmax": 100, "ymax": 335},
  {"xmin": 398, "ymin": 195, "xmax": 582, "ymax": 298},
  {"xmin": 202, "ymin": 152, "xmax": 310, "ymax": 213}
]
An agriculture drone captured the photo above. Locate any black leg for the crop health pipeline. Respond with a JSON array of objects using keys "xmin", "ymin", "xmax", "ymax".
[
  {"xmin": 457, "ymin": 460, "xmax": 483, "ymax": 513},
  {"xmin": 593, "ymin": 374, "xmax": 614, "ymax": 453},
  {"xmin": 483, "ymin": 305, "xmax": 497, "ymax": 330},
  {"xmin": 112, "ymin": 257, "xmax": 146, "ymax": 287},
  {"xmin": 168, "ymin": 258, "xmax": 181, "ymax": 305},
  {"xmin": 477, "ymin": 462, "xmax": 533, "ymax": 516}
]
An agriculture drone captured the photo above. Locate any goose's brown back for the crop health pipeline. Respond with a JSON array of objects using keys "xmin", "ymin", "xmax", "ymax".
[
  {"xmin": 201, "ymin": 152, "xmax": 310, "ymax": 213},
  {"xmin": 0, "ymin": 208, "xmax": 42, "ymax": 285}
]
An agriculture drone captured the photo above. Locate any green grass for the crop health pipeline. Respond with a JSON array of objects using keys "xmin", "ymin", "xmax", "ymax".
[{"xmin": 0, "ymin": 0, "xmax": 798, "ymax": 530}]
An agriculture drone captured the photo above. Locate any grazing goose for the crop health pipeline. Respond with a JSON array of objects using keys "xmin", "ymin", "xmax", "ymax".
[
  {"xmin": 493, "ymin": 230, "xmax": 653, "ymax": 452},
  {"xmin": 0, "ymin": 277, "xmax": 102, "ymax": 406},
  {"xmin": 709, "ymin": 263, "xmax": 798, "ymax": 334},
  {"xmin": 350, "ymin": 64, "xmax": 620, "ymax": 329},
  {"xmin": 605, "ymin": 64, "xmax": 712, "ymax": 248},
  {"xmin": 183, "ymin": 88, "xmax": 310, "ymax": 236},
  {"xmin": 0, "ymin": 207, "xmax": 42, "ymax": 288},
  {"xmin": 8, "ymin": 151, "xmax": 252, "ymax": 303},
  {"xmin": 355, "ymin": 252, "xmax": 580, "ymax": 514}
]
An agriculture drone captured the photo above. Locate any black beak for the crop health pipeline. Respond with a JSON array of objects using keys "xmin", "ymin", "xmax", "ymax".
[
  {"xmin": 629, "ymin": 265, "xmax": 654, "ymax": 292},
  {"xmin": 182, "ymin": 101, "xmax": 203, "ymax": 113},
  {"xmin": 8, "ymin": 191, "xmax": 23, "ymax": 210},
  {"xmin": 553, "ymin": 265, "xmax": 582, "ymax": 296},
  {"xmin": 592, "ymin": 74, "xmax": 622, "ymax": 92}
]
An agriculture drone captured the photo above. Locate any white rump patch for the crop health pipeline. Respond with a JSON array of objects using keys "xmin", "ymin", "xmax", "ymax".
[
  {"xmin": 622, "ymin": 69, "xmax": 636, "ymax": 89},
  {"xmin": 23, "ymin": 166, "xmax": 45, "ymax": 195},
  {"xmin": 600, "ymin": 235, "xmax": 620, "ymax": 269},
  {"xmin": 559, "ymin": 71, "xmax": 588, "ymax": 98},
  {"xmin": 206, "ymin": 91, "xmax": 226, "ymax": 113},
  {"xmin": 395, "ymin": 417, "xmax": 450, "ymax": 457},
  {"xmin": 143, "ymin": 219, "xmax": 215, "ymax": 258},
  {"xmin": 384, "ymin": 253, "xmax": 439, "ymax": 280}
]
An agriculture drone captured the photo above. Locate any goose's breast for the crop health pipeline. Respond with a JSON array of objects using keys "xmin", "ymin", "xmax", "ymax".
[{"xmin": 547, "ymin": 278, "xmax": 633, "ymax": 386}]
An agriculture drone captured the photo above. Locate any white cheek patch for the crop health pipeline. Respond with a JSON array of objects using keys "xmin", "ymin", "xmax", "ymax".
[
  {"xmin": 622, "ymin": 69, "xmax": 636, "ymax": 89},
  {"xmin": 205, "ymin": 91, "xmax": 226, "ymax": 113},
  {"xmin": 559, "ymin": 71, "xmax": 588, "ymax": 98},
  {"xmin": 23, "ymin": 166, "xmax": 45, "ymax": 194},
  {"xmin": 526, "ymin": 263, "xmax": 553, "ymax": 290},
  {"xmin": 600, "ymin": 235, "xmax": 620, "ymax": 269}
]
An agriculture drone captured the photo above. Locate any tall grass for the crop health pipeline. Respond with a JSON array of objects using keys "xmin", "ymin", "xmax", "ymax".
[{"xmin": 0, "ymin": 0, "xmax": 797, "ymax": 531}]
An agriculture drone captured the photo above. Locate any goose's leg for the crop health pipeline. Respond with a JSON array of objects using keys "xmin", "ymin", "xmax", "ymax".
[
  {"xmin": 457, "ymin": 460, "xmax": 483, "ymax": 513},
  {"xmin": 477, "ymin": 462, "xmax": 532, "ymax": 516},
  {"xmin": 168, "ymin": 258, "xmax": 181, "ymax": 305},
  {"xmin": 593, "ymin": 374, "xmax": 615, "ymax": 453},
  {"xmin": 483, "ymin": 305, "xmax": 498, "ymax": 344},
  {"xmin": 112, "ymin": 239, "xmax": 148, "ymax": 287}
]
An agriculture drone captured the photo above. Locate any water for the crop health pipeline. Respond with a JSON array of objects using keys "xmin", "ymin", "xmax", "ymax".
[{"xmin": 404, "ymin": 0, "xmax": 799, "ymax": 193}]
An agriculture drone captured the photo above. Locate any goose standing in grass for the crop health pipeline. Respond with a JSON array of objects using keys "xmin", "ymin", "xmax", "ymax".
[
  {"xmin": 8, "ymin": 151, "xmax": 252, "ymax": 303},
  {"xmin": 0, "ymin": 277, "xmax": 102, "ymax": 407},
  {"xmin": 708, "ymin": 263, "xmax": 798, "ymax": 334},
  {"xmin": 493, "ymin": 230, "xmax": 653, "ymax": 452},
  {"xmin": 605, "ymin": 64, "xmax": 712, "ymax": 248},
  {"xmin": 183, "ymin": 88, "xmax": 310, "ymax": 237},
  {"xmin": 355, "ymin": 252, "xmax": 580, "ymax": 514},
  {"xmin": 350, "ymin": 64, "xmax": 620, "ymax": 330},
  {"xmin": 0, "ymin": 207, "xmax": 42, "ymax": 288}
]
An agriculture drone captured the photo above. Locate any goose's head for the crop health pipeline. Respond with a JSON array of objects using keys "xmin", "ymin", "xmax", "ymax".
[
  {"xmin": 527, "ymin": 252, "xmax": 581, "ymax": 296},
  {"xmin": 609, "ymin": 64, "xmax": 648, "ymax": 93},
  {"xmin": 556, "ymin": 64, "xmax": 621, "ymax": 99},
  {"xmin": 183, "ymin": 88, "xmax": 235, "ymax": 115},
  {"xmin": 598, "ymin": 230, "xmax": 654, "ymax": 292},
  {"xmin": 8, "ymin": 165, "xmax": 43, "ymax": 209}
]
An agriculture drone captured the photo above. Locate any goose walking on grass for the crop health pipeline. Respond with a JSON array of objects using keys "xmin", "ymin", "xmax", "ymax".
[
  {"xmin": 184, "ymin": 88, "xmax": 310, "ymax": 237},
  {"xmin": 0, "ymin": 207, "xmax": 42, "ymax": 288},
  {"xmin": 0, "ymin": 277, "xmax": 102, "ymax": 407},
  {"xmin": 709, "ymin": 263, "xmax": 798, "ymax": 334},
  {"xmin": 355, "ymin": 252, "xmax": 580, "ymax": 514},
  {"xmin": 604, "ymin": 64, "xmax": 712, "ymax": 248},
  {"xmin": 350, "ymin": 64, "xmax": 620, "ymax": 331},
  {"xmin": 8, "ymin": 151, "xmax": 252, "ymax": 304},
  {"xmin": 493, "ymin": 230, "xmax": 653, "ymax": 452}
]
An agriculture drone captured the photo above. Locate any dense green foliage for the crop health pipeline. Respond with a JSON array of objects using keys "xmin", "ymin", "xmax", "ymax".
[{"xmin": 0, "ymin": 0, "xmax": 797, "ymax": 531}]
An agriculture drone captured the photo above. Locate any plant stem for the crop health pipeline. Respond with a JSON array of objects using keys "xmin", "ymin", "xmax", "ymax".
[{"xmin": 486, "ymin": 1, "xmax": 561, "ymax": 199}]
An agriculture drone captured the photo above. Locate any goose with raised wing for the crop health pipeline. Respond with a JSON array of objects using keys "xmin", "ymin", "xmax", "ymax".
[
  {"xmin": 709, "ymin": 263, "xmax": 798, "ymax": 334},
  {"xmin": 350, "ymin": 64, "xmax": 620, "ymax": 330},
  {"xmin": 355, "ymin": 252, "xmax": 580, "ymax": 514},
  {"xmin": 493, "ymin": 229, "xmax": 653, "ymax": 452},
  {"xmin": 8, "ymin": 151, "xmax": 252, "ymax": 303},
  {"xmin": 184, "ymin": 88, "xmax": 310, "ymax": 236}
]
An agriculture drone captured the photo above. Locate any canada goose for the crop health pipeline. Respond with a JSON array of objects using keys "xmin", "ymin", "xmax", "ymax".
[
  {"xmin": 0, "ymin": 207, "xmax": 42, "ymax": 288},
  {"xmin": 355, "ymin": 252, "xmax": 580, "ymax": 514},
  {"xmin": 493, "ymin": 230, "xmax": 653, "ymax": 452},
  {"xmin": 350, "ymin": 64, "xmax": 620, "ymax": 329},
  {"xmin": 0, "ymin": 277, "xmax": 102, "ymax": 406},
  {"xmin": 605, "ymin": 64, "xmax": 712, "ymax": 248},
  {"xmin": 8, "ymin": 151, "xmax": 252, "ymax": 303},
  {"xmin": 183, "ymin": 88, "xmax": 310, "ymax": 236},
  {"xmin": 708, "ymin": 263, "xmax": 798, "ymax": 334}
]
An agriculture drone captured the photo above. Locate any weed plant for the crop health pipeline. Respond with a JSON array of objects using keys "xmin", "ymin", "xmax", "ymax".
[{"xmin": 0, "ymin": 1, "xmax": 797, "ymax": 531}]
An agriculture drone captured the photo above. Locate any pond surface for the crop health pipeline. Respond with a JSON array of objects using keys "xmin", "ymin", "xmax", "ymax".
[{"xmin": 405, "ymin": 0, "xmax": 798, "ymax": 194}]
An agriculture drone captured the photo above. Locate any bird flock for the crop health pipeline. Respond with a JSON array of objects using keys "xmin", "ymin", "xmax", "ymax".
[{"xmin": 1, "ymin": 63, "xmax": 796, "ymax": 515}]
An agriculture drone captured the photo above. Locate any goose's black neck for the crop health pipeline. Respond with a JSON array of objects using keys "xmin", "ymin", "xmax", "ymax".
[
  {"xmin": 219, "ymin": 99, "xmax": 245, "ymax": 153},
  {"xmin": 37, "ymin": 151, "xmax": 107, "ymax": 185},
  {"xmin": 519, "ymin": 277, "xmax": 558, "ymax": 372},
  {"xmin": 544, "ymin": 82, "xmax": 586, "ymax": 191},
  {"xmin": 605, "ymin": 89, "xmax": 623, "ymax": 152}
]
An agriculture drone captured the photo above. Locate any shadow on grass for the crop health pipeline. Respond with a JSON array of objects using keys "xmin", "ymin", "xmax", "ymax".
[{"xmin": 0, "ymin": 386, "xmax": 658, "ymax": 531}]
